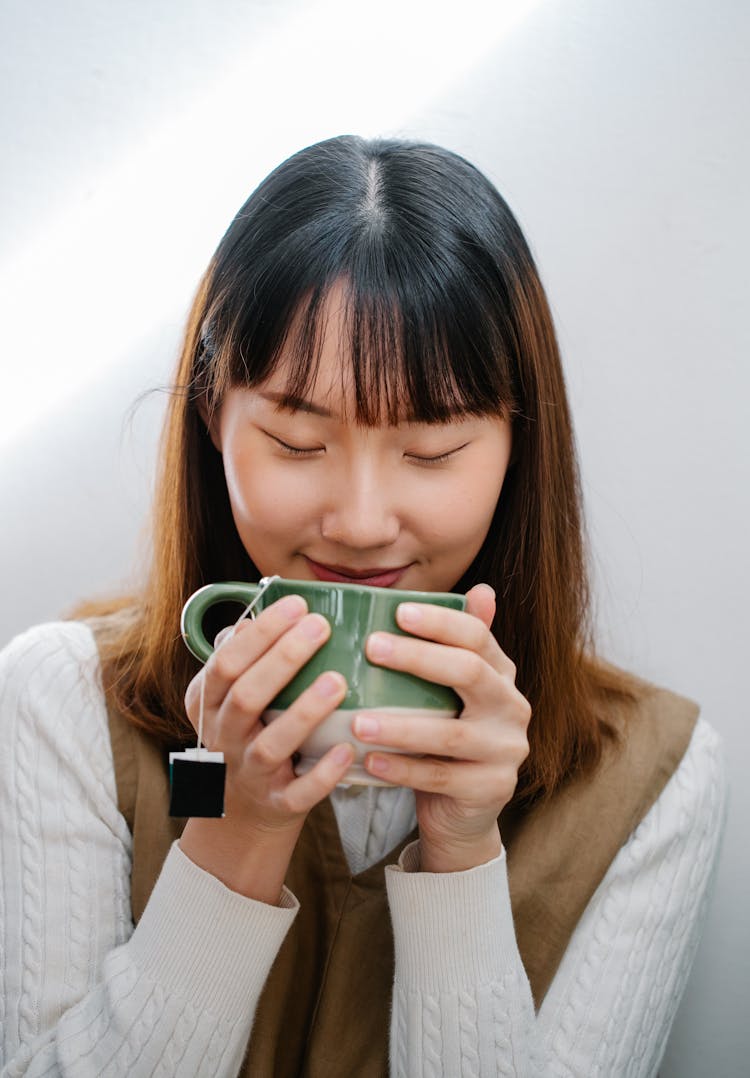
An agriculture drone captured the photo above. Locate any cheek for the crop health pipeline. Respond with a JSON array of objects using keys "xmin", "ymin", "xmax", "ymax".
[
  {"xmin": 223, "ymin": 451, "xmax": 318, "ymax": 536},
  {"xmin": 420, "ymin": 470, "xmax": 504, "ymax": 539},
  {"xmin": 457, "ymin": 440, "xmax": 511, "ymax": 531}
]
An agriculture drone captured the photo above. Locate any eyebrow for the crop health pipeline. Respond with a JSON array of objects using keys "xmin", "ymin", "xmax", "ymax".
[
  {"xmin": 258, "ymin": 389, "xmax": 473, "ymax": 424},
  {"xmin": 259, "ymin": 391, "xmax": 334, "ymax": 418}
]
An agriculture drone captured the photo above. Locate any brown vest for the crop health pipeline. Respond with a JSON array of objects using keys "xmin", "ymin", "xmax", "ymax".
[{"xmin": 102, "ymin": 648, "xmax": 698, "ymax": 1078}]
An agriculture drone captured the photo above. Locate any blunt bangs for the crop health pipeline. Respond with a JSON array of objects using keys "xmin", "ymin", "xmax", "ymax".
[{"xmin": 196, "ymin": 136, "xmax": 527, "ymax": 426}]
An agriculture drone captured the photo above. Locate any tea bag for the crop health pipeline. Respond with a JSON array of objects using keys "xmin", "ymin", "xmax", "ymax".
[
  {"xmin": 169, "ymin": 575, "xmax": 280, "ymax": 818},
  {"xmin": 169, "ymin": 659, "xmax": 226, "ymax": 817},
  {"xmin": 169, "ymin": 748, "xmax": 226, "ymax": 817}
]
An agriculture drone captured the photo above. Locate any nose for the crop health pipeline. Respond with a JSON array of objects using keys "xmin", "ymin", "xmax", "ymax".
[{"xmin": 320, "ymin": 460, "xmax": 401, "ymax": 550}]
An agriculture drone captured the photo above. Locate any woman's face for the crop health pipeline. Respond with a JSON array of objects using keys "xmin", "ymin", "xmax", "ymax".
[{"xmin": 208, "ymin": 292, "xmax": 513, "ymax": 593}]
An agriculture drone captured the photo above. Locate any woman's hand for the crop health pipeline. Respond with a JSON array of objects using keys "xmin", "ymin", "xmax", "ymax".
[
  {"xmin": 354, "ymin": 583, "xmax": 531, "ymax": 873},
  {"xmin": 179, "ymin": 595, "xmax": 353, "ymax": 902}
]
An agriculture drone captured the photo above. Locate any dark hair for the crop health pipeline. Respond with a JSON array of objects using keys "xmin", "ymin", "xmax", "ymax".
[
  {"xmin": 78, "ymin": 135, "xmax": 634, "ymax": 804},
  {"xmin": 200, "ymin": 136, "xmax": 524, "ymax": 429}
]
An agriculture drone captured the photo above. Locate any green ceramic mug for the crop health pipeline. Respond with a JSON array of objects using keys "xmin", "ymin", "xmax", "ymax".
[{"xmin": 181, "ymin": 577, "xmax": 466, "ymax": 785}]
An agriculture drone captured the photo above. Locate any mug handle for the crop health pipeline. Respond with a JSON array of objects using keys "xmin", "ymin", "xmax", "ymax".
[{"xmin": 180, "ymin": 581, "xmax": 260, "ymax": 662}]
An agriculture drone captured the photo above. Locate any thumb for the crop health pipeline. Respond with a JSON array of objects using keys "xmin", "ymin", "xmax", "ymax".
[{"xmin": 465, "ymin": 583, "xmax": 496, "ymax": 629}]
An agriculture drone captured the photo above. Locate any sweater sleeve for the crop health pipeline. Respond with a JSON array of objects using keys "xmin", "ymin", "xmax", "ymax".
[
  {"xmin": 0, "ymin": 621, "xmax": 298, "ymax": 1077},
  {"xmin": 384, "ymin": 716, "xmax": 727, "ymax": 1077}
]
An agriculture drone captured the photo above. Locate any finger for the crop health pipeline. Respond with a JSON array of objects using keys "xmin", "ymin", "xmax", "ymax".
[
  {"xmin": 270, "ymin": 742, "xmax": 356, "ymax": 815},
  {"xmin": 213, "ymin": 626, "xmax": 234, "ymax": 649},
  {"xmin": 213, "ymin": 613, "xmax": 332, "ymax": 741},
  {"xmin": 363, "ymin": 752, "xmax": 521, "ymax": 800},
  {"xmin": 464, "ymin": 583, "xmax": 496, "ymax": 628},
  {"xmin": 394, "ymin": 600, "xmax": 514, "ymax": 678},
  {"xmin": 352, "ymin": 712, "xmax": 496, "ymax": 761},
  {"xmin": 190, "ymin": 594, "xmax": 308, "ymax": 712},
  {"xmin": 365, "ymin": 631, "xmax": 513, "ymax": 703},
  {"xmin": 247, "ymin": 671, "xmax": 348, "ymax": 771}
]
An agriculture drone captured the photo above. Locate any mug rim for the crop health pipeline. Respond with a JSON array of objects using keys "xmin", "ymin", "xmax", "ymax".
[
  {"xmin": 264, "ymin": 577, "xmax": 465, "ymax": 604},
  {"xmin": 180, "ymin": 578, "xmax": 466, "ymax": 664}
]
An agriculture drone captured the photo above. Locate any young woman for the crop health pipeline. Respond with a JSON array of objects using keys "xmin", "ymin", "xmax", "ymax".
[{"xmin": 0, "ymin": 135, "xmax": 726, "ymax": 1076}]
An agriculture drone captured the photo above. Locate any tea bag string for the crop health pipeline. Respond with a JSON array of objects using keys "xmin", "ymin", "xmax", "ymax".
[{"xmin": 196, "ymin": 575, "xmax": 281, "ymax": 756}]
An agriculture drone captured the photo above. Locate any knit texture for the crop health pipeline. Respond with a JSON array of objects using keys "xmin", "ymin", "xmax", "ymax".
[
  {"xmin": 329, "ymin": 783, "xmax": 417, "ymax": 874},
  {"xmin": 0, "ymin": 621, "xmax": 727, "ymax": 1076}
]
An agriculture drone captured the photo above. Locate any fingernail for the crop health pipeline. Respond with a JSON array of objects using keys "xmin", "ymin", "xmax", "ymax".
[
  {"xmin": 354, "ymin": 714, "xmax": 380, "ymax": 738},
  {"xmin": 278, "ymin": 594, "xmax": 307, "ymax": 619},
  {"xmin": 214, "ymin": 627, "xmax": 233, "ymax": 648},
  {"xmin": 332, "ymin": 743, "xmax": 354, "ymax": 765},
  {"xmin": 316, "ymin": 672, "xmax": 345, "ymax": 697},
  {"xmin": 367, "ymin": 754, "xmax": 390, "ymax": 775},
  {"xmin": 397, "ymin": 602, "xmax": 422, "ymax": 627},
  {"xmin": 300, "ymin": 614, "xmax": 328, "ymax": 640},
  {"xmin": 367, "ymin": 633, "xmax": 392, "ymax": 660}
]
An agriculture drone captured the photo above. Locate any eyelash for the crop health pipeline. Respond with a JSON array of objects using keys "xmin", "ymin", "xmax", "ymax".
[
  {"xmin": 406, "ymin": 447, "xmax": 464, "ymax": 466},
  {"xmin": 269, "ymin": 434, "xmax": 467, "ymax": 466},
  {"xmin": 271, "ymin": 437, "xmax": 321, "ymax": 457}
]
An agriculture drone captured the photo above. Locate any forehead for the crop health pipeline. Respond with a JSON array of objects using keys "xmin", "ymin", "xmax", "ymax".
[
  {"xmin": 256, "ymin": 365, "xmax": 404, "ymax": 426},
  {"xmin": 285, "ymin": 278, "xmax": 358, "ymax": 395},
  {"xmin": 227, "ymin": 275, "xmax": 508, "ymax": 426},
  {"xmin": 254, "ymin": 283, "xmax": 405, "ymax": 424}
]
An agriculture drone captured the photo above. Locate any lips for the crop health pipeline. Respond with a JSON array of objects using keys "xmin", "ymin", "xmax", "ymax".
[{"xmin": 304, "ymin": 557, "xmax": 412, "ymax": 588}]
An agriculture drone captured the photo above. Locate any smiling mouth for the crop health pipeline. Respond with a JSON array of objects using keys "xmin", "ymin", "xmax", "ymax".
[{"xmin": 303, "ymin": 557, "xmax": 413, "ymax": 588}]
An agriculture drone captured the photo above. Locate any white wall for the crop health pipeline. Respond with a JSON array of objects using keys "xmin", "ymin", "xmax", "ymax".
[{"xmin": 1, "ymin": 1, "xmax": 747, "ymax": 1073}]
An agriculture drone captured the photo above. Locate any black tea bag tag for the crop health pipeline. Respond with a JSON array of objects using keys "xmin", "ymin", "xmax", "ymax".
[{"xmin": 169, "ymin": 749, "xmax": 226, "ymax": 818}]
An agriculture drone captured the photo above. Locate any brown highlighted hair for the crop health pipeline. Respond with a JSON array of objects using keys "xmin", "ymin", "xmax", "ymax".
[{"xmin": 76, "ymin": 135, "xmax": 635, "ymax": 804}]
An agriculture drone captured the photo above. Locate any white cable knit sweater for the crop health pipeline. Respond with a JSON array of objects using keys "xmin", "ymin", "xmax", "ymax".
[{"xmin": 0, "ymin": 621, "xmax": 727, "ymax": 1077}]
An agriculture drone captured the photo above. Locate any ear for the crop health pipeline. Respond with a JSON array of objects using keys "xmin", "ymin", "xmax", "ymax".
[{"xmin": 196, "ymin": 395, "xmax": 223, "ymax": 454}]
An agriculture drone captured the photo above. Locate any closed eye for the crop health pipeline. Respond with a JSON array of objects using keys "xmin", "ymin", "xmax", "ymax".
[
  {"xmin": 265, "ymin": 431, "xmax": 469, "ymax": 464},
  {"xmin": 405, "ymin": 442, "xmax": 470, "ymax": 466},
  {"xmin": 265, "ymin": 432, "xmax": 323, "ymax": 457}
]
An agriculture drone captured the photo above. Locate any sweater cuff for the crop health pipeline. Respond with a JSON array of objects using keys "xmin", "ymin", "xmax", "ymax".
[
  {"xmin": 126, "ymin": 841, "xmax": 298, "ymax": 1022},
  {"xmin": 385, "ymin": 839, "xmax": 516, "ymax": 992}
]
